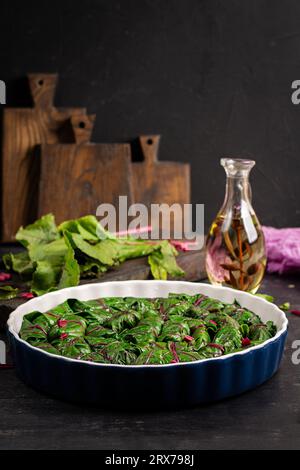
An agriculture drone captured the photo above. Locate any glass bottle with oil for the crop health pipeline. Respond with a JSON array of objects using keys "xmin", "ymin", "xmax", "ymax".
[{"xmin": 205, "ymin": 158, "xmax": 266, "ymax": 293}]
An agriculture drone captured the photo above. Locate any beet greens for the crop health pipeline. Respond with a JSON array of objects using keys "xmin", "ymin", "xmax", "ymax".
[{"xmin": 3, "ymin": 214, "xmax": 184, "ymax": 295}]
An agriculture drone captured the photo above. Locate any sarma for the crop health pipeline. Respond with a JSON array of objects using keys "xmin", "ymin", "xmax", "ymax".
[{"xmin": 19, "ymin": 293, "xmax": 277, "ymax": 365}]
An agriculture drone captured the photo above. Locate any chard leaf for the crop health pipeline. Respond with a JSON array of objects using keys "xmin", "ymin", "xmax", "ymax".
[
  {"xmin": 57, "ymin": 236, "xmax": 80, "ymax": 289},
  {"xmin": 29, "ymin": 239, "xmax": 67, "ymax": 295},
  {"xmin": 148, "ymin": 252, "xmax": 168, "ymax": 280},
  {"xmin": 2, "ymin": 251, "xmax": 34, "ymax": 275},
  {"xmin": 35, "ymin": 342, "xmax": 61, "ymax": 355},
  {"xmin": 78, "ymin": 215, "xmax": 116, "ymax": 240},
  {"xmin": 47, "ymin": 301, "xmax": 74, "ymax": 316},
  {"xmin": 240, "ymin": 323, "xmax": 250, "ymax": 337},
  {"xmin": 249, "ymin": 323, "xmax": 275, "ymax": 342},
  {"xmin": 52, "ymin": 337, "xmax": 91, "ymax": 358},
  {"xmin": 79, "ymin": 258, "xmax": 107, "ymax": 277},
  {"xmin": 69, "ymin": 233, "xmax": 117, "ymax": 266},
  {"xmin": 85, "ymin": 323, "xmax": 115, "ymax": 344},
  {"xmin": 229, "ymin": 307, "xmax": 262, "ymax": 326},
  {"xmin": 25, "ymin": 310, "xmax": 59, "ymax": 327},
  {"xmin": 78, "ymin": 351, "xmax": 110, "ymax": 363},
  {"xmin": 19, "ymin": 317, "xmax": 48, "ymax": 345},
  {"xmin": 31, "ymin": 260, "xmax": 61, "ymax": 295},
  {"xmin": 192, "ymin": 325, "xmax": 210, "ymax": 350},
  {"xmin": 172, "ymin": 343, "xmax": 203, "ymax": 362},
  {"xmin": 30, "ymin": 237, "xmax": 80, "ymax": 295},
  {"xmin": 59, "ymin": 215, "xmax": 115, "ymax": 241},
  {"xmin": 69, "ymin": 299, "xmax": 112, "ymax": 323},
  {"xmin": 197, "ymin": 343, "xmax": 224, "ymax": 359},
  {"xmin": 148, "ymin": 241, "xmax": 184, "ymax": 280},
  {"xmin": 116, "ymin": 240, "xmax": 156, "ymax": 263},
  {"xmin": 28, "ymin": 237, "xmax": 68, "ymax": 264},
  {"xmin": 122, "ymin": 324, "xmax": 157, "ymax": 345},
  {"xmin": 159, "ymin": 297, "xmax": 192, "ymax": 317},
  {"xmin": 25, "ymin": 310, "xmax": 48, "ymax": 324},
  {"xmin": 48, "ymin": 314, "xmax": 86, "ymax": 341},
  {"xmin": 135, "ymin": 342, "xmax": 173, "ymax": 365},
  {"xmin": 105, "ymin": 308, "xmax": 142, "ymax": 332},
  {"xmin": 59, "ymin": 218, "xmax": 98, "ymax": 241},
  {"xmin": 213, "ymin": 325, "xmax": 242, "ymax": 354},
  {"xmin": 0, "ymin": 285, "xmax": 20, "ymax": 300},
  {"xmin": 193, "ymin": 297, "xmax": 225, "ymax": 312},
  {"xmin": 103, "ymin": 340, "xmax": 137, "ymax": 365},
  {"xmin": 138, "ymin": 314, "xmax": 163, "ymax": 336},
  {"xmin": 158, "ymin": 318, "xmax": 190, "ymax": 342},
  {"xmin": 16, "ymin": 213, "xmax": 58, "ymax": 247}
]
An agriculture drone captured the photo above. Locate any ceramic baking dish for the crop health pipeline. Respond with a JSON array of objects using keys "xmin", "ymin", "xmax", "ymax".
[{"xmin": 7, "ymin": 281, "xmax": 288, "ymax": 408}]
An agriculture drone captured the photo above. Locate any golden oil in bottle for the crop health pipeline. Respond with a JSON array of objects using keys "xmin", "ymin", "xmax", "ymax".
[{"xmin": 205, "ymin": 158, "xmax": 266, "ymax": 294}]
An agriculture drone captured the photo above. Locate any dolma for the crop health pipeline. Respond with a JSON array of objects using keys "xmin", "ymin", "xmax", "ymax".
[{"xmin": 20, "ymin": 292, "xmax": 277, "ymax": 365}]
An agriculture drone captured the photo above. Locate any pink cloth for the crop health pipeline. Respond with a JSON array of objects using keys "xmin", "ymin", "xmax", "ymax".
[{"xmin": 263, "ymin": 226, "xmax": 300, "ymax": 274}]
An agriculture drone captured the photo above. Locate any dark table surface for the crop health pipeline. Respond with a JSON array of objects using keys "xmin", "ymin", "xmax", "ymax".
[{"xmin": 0, "ymin": 273, "xmax": 299, "ymax": 450}]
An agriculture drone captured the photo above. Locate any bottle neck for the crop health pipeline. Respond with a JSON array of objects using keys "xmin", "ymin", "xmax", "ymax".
[{"xmin": 220, "ymin": 175, "xmax": 253, "ymax": 217}]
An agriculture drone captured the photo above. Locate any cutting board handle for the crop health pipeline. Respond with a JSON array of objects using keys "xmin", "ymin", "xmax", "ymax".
[
  {"xmin": 139, "ymin": 135, "xmax": 161, "ymax": 165},
  {"xmin": 28, "ymin": 74, "xmax": 58, "ymax": 109},
  {"xmin": 71, "ymin": 114, "xmax": 95, "ymax": 144}
]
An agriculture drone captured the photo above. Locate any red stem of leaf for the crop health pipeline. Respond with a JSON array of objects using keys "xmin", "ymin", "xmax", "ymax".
[{"xmin": 290, "ymin": 310, "xmax": 300, "ymax": 316}]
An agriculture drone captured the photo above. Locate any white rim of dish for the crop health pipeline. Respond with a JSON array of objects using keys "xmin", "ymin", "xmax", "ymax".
[{"xmin": 7, "ymin": 280, "xmax": 288, "ymax": 369}]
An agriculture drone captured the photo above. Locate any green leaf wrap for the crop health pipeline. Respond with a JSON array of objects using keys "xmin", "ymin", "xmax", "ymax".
[{"xmin": 19, "ymin": 293, "xmax": 277, "ymax": 365}]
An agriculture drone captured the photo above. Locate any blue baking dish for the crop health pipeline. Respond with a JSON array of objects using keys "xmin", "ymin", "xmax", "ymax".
[{"xmin": 7, "ymin": 281, "xmax": 288, "ymax": 408}]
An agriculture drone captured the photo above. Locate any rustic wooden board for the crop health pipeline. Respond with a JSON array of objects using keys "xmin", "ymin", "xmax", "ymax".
[
  {"xmin": 1, "ymin": 74, "xmax": 87, "ymax": 242},
  {"xmin": 38, "ymin": 114, "xmax": 134, "ymax": 224},
  {"xmin": 0, "ymin": 247, "xmax": 206, "ymax": 330},
  {"xmin": 132, "ymin": 135, "xmax": 191, "ymax": 234}
]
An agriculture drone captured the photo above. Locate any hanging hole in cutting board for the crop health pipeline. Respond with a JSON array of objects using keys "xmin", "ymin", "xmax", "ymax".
[
  {"xmin": 38, "ymin": 79, "xmax": 44, "ymax": 86},
  {"xmin": 147, "ymin": 138, "xmax": 153, "ymax": 145},
  {"xmin": 78, "ymin": 121, "xmax": 86, "ymax": 129}
]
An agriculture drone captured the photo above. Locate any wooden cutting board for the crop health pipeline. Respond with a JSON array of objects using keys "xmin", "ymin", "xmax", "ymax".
[
  {"xmin": 1, "ymin": 73, "xmax": 86, "ymax": 242},
  {"xmin": 132, "ymin": 135, "xmax": 191, "ymax": 235},
  {"xmin": 38, "ymin": 113, "xmax": 134, "ymax": 225}
]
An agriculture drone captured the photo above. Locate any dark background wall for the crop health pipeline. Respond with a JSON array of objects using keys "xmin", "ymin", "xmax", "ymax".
[{"xmin": 1, "ymin": 0, "xmax": 300, "ymax": 229}]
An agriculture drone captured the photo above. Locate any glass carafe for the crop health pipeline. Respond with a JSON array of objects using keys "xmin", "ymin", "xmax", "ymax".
[{"xmin": 205, "ymin": 158, "xmax": 266, "ymax": 293}]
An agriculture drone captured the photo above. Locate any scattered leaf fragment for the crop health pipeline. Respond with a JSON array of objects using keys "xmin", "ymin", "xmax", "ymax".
[
  {"xmin": 278, "ymin": 302, "xmax": 290, "ymax": 311},
  {"xmin": 255, "ymin": 293, "xmax": 275, "ymax": 303},
  {"xmin": 290, "ymin": 310, "xmax": 300, "ymax": 317},
  {"xmin": 0, "ymin": 285, "xmax": 20, "ymax": 300}
]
